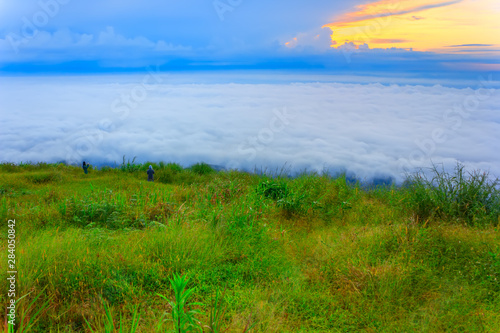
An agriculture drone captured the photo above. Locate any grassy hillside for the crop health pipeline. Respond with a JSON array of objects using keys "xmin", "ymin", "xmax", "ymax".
[{"xmin": 1, "ymin": 161, "xmax": 499, "ymax": 332}]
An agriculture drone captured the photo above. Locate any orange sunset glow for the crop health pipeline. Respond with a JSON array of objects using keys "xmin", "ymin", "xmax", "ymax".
[{"xmin": 322, "ymin": 0, "xmax": 500, "ymax": 54}]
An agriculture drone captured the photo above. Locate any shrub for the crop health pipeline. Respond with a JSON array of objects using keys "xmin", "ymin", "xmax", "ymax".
[
  {"xmin": 256, "ymin": 179, "xmax": 289, "ymax": 200},
  {"xmin": 190, "ymin": 163, "xmax": 215, "ymax": 176},
  {"xmin": 164, "ymin": 163, "xmax": 184, "ymax": 173},
  {"xmin": 156, "ymin": 170, "xmax": 175, "ymax": 184},
  {"xmin": 256, "ymin": 179, "xmax": 307, "ymax": 217},
  {"xmin": 157, "ymin": 163, "xmax": 184, "ymax": 184}
]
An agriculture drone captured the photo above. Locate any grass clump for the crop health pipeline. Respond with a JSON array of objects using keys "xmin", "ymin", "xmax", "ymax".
[
  {"xmin": 256, "ymin": 178, "xmax": 306, "ymax": 217},
  {"xmin": 256, "ymin": 179, "xmax": 289, "ymax": 200},
  {"xmin": 85, "ymin": 301, "xmax": 140, "ymax": 333},
  {"xmin": 404, "ymin": 163, "xmax": 500, "ymax": 226},
  {"xmin": 70, "ymin": 200, "xmax": 131, "ymax": 229}
]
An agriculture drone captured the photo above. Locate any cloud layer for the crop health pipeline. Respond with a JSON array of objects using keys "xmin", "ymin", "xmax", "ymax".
[{"xmin": 1, "ymin": 73, "xmax": 499, "ymax": 183}]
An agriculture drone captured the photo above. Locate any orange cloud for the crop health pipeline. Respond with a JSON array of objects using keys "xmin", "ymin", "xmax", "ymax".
[
  {"xmin": 323, "ymin": 0, "xmax": 500, "ymax": 54},
  {"xmin": 332, "ymin": 0, "xmax": 461, "ymax": 25}
]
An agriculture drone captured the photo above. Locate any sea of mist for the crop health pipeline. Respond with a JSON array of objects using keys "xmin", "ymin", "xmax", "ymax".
[{"xmin": 1, "ymin": 71, "xmax": 499, "ymax": 183}]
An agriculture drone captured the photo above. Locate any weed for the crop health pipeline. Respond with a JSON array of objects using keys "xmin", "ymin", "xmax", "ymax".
[
  {"xmin": 205, "ymin": 287, "xmax": 228, "ymax": 333},
  {"xmin": 120, "ymin": 156, "xmax": 140, "ymax": 173},
  {"xmin": 158, "ymin": 273, "xmax": 203, "ymax": 333},
  {"xmin": 155, "ymin": 162, "xmax": 185, "ymax": 183},
  {"xmin": 85, "ymin": 300, "xmax": 140, "ymax": 333}
]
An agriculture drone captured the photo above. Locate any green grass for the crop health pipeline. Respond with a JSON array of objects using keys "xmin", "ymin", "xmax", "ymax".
[
  {"xmin": 404, "ymin": 163, "xmax": 500, "ymax": 226},
  {"xmin": 0, "ymin": 161, "xmax": 499, "ymax": 332}
]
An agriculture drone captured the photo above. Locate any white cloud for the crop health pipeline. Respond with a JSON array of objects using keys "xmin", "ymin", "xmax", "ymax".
[
  {"xmin": 284, "ymin": 27, "xmax": 333, "ymax": 52},
  {"xmin": 0, "ymin": 73, "xmax": 499, "ymax": 183},
  {"xmin": 96, "ymin": 27, "xmax": 153, "ymax": 47},
  {"xmin": 0, "ymin": 27, "xmax": 192, "ymax": 62}
]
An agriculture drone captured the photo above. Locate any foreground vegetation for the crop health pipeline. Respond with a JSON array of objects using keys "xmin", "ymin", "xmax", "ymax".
[{"xmin": 0, "ymin": 160, "xmax": 499, "ymax": 332}]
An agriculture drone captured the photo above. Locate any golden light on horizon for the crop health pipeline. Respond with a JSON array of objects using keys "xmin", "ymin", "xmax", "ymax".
[{"xmin": 322, "ymin": 0, "xmax": 500, "ymax": 54}]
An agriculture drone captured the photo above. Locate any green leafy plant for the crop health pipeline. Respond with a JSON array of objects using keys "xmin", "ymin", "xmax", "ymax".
[
  {"xmin": 256, "ymin": 179, "xmax": 289, "ymax": 200},
  {"xmin": 257, "ymin": 179, "xmax": 307, "ymax": 216},
  {"xmin": 339, "ymin": 200, "xmax": 352, "ymax": 217},
  {"xmin": 158, "ymin": 273, "xmax": 203, "ymax": 333},
  {"xmin": 156, "ymin": 163, "xmax": 184, "ymax": 184}
]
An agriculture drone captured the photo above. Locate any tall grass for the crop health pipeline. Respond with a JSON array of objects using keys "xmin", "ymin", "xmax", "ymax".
[
  {"xmin": 85, "ymin": 301, "xmax": 140, "ymax": 333},
  {"xmin": 1, "ymin": 161, "xmax": 499, "ymax": 332},
  {"xmin": 404, "ymin": 163, "xmax": 500, "ymax": 226},
  {"xmin": 6, "ymin": 288, "xmax": 51, "ymax": 333}
]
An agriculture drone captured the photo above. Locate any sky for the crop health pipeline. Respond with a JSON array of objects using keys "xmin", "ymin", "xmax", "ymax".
[
  {"xmin": 0, "ymin": 0, "xmax": 499, "ymax": 76},
  {"xmin": 1, "ymin": 1, "xmax": 499, "ymax": 182}
]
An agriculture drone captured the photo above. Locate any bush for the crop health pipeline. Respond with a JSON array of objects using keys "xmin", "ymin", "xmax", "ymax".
[
  {"xmin": 256, "ymin": 179, "xmax": 307, "ymax": 217},
  {"xmin": 162, "ymin": 162, "xmax": 183, "ymax": 173},
  {"xmin": 156, "ymin": 163, "xmax": 185, "ymax": 184},
  {"xmin": 190, "ymin": 163, "xmax": 215, "ymax": 176},
  {"xmin": 256, "ymin": 179, "xmax": 289, "ymax": 200},
  {"xmin": 404, "ymin": 163, "xmax": 500, "ymax": 226},
  {"xmin": 156, "ymin": 170, "xmax": 175, "ymax": 184}
]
